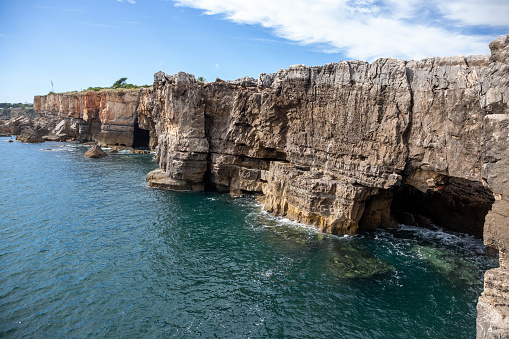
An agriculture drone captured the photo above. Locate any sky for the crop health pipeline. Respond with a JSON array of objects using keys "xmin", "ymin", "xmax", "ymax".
[{"xmin": 0, "ymin": 0, "xmax": 508, "ymax": 103}]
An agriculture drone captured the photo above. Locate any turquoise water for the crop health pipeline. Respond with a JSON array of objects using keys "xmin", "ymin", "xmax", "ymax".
[{"xmin": 0, "ymin": 137, "xmax": 497, "ymax": 338}]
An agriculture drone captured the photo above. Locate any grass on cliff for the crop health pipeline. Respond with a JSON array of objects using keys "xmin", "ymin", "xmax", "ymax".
[
  {"xmin": 82, "ymin": 84, "xmax": 152, "ymax": 92},
  {"xmin": 47, "ymin": 77, "xmax": 152, "ymax": 96}
]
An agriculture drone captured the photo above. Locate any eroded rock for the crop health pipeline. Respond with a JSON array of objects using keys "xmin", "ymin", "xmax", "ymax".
[
  {"xmin": 34, "ymin": 90, "xmax": 142, "ymax": 147},
  {"xmin": 85, "ymin": 145, "xmax": 108, "ymax": 158}
]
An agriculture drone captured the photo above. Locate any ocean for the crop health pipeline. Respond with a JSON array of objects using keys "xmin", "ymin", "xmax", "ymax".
[{"xmin": 0, "ymin": 137, "xmax": 497, "ymax": 338}]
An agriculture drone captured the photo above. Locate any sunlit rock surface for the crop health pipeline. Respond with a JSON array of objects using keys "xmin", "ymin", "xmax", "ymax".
[
  {"xmin": 34, "ymin": 90, "xmax": 141, "ymax": 147},
  {"xmin": 84, "ymin": 145, "xmax": 108, "ymax": 158}
]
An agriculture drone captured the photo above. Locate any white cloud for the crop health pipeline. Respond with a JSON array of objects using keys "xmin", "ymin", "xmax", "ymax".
[
  {"xmin": 434, "ymin": 0, "xmax": 509, "ymax": 27},
  {"xmin": 117, "ymin": 0, "xmax": 136, "ymax": 4},
  {"xmin": 172, "ymin": 0, "xmax": 509, "ymax": 61}
]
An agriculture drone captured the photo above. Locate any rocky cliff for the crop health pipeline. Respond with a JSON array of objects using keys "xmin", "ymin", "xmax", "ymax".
[
  {"xmin": 34, "ymin": 35, "xmax": 509, "ymax": 338},
  {"xmin": 138, "ymin": 57, "xmax": 495, "ymax": 236},
  {"xmin": 33, "ymin": 89, "xmax": 143, "ymax": 147},
  {"xmin": 476, "ymin": 36, "xmax": 509, "ymax": 339}
]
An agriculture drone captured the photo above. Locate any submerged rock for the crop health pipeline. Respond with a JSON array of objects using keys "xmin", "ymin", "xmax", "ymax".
[
  {"xmin": 85, "ymin": 145, "xmax": 108, "ymax": 158},
  {"xmin": 411, "ymin": 245, "xmax": 479, "ymax": 283},
  {"xmin": 131, "ymin": 149, "xmax": 150, "ymax": 154},
  {"xmin": 327, "ymin": 242, "xmax": 396, "ymax": 279}
]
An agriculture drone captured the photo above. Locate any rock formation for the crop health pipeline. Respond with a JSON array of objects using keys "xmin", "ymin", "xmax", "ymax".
[
  {"xmin": 0, "ymin": 115, "xmax": 59, "ymax": 142},
  {"xmin": 138, "ymin": 59, "xmax": 495, "ymax": 236},
  {"xmin": 34, "ymin": 35, "xmax": 509, "ymax": 338},
  {"xmin": 84, "ymin": 145, "xmax": 108, "ymax": 158},
  {"xmin": 34, "ymin": 90, "xmax": 143, "ymax": 147}
]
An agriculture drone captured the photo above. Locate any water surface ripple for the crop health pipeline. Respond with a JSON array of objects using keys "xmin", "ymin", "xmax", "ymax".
[{"xmin": 0, "ymin": 138, "xmax": 497, "ymax": 338}]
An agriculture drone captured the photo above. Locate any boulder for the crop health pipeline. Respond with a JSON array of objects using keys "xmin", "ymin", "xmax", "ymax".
[
  {"xmin": 15, "ymin": 129, "xmax": 44, "ymax": 143},
  {"xmin": 85, "ymin": 145, "xmax": 108, "ymax": 158}
]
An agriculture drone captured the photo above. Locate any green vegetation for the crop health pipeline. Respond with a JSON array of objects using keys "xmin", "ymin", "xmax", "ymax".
[
  {"xmin": 0, "ymin": 103, "xmax": 32, "ymax": 109},
  {"xmin": 112, "ymin": 77, "xmax": 128, "ymax": 88},
  {"xmin": 0, "ymin": 102, "xmax": 36, "ymax": 119},
  {"xmin": 197, "ymin": 76, "xmax": 207, "ymax": 82},
  {"xmin": 81, "ymin": 77, "xmax": 151, "ymax": 92}
]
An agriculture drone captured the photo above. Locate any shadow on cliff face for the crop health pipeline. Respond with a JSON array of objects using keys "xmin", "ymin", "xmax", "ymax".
[{"xmin": 389, "ymin": 178, "xmax": 495, "ymax": 237}]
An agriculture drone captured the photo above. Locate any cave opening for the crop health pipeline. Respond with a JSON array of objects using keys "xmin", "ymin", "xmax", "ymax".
[
  {"xmin": 358, "ymin": 177, "xmax": 495, "ymax": 237},
  {"xmin": 133, "ymin": 119, "xmax": 150, "ymax": 149},
  {"xmin": 390, "ymin": 179, "xmax": 495, "ymax": 237}
]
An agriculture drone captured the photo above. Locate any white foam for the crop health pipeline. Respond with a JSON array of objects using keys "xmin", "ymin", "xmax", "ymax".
[{"xmin": 394, "ymin": 224, "xmax": 489, "ymax": 257}]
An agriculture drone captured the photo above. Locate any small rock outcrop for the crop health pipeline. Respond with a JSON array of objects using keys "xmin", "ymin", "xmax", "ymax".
[{"xmin": 84, "ymin": 145, "xmax": 108, "ymax": 158}]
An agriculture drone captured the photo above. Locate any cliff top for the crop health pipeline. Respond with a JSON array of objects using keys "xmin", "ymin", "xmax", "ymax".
[{"xmin": 35, "ymin": 87, "xmax": 152, "ymax": 98}]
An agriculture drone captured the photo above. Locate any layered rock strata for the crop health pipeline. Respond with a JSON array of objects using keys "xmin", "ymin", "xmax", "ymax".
[
  {"xmin": 138, "ymin": 58, "xmax": 496, "ymax": 236},
  {"xmin": 34, "ymin": 35, "xmax": 509, "ymax": 338},
  {"xmin": 33, "ymin": 90, "xmax": 143, "ymax": 147}
]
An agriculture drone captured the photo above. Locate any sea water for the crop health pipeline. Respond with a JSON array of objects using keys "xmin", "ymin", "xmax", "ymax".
[{"xmin": 0, "ymin": 138, "xmax": 498, "ymax": 338}]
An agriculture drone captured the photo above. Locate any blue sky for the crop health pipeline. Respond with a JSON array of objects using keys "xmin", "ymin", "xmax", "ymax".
[{"xmin": 0, "ymin": 0, "xmax": 508, "ymax": 103}]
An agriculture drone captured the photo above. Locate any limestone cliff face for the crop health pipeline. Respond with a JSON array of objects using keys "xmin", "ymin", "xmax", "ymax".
[
  {"xmin": 137, "ymin": 61, "xmax": 413, "ymax": 234},
  {"xmin": 138, "ymin": 56, "xmax": 497, "ymax": 236},
  {"xmin": 34, "ymin": 90, "xmax": 141, "ymax": 147}
]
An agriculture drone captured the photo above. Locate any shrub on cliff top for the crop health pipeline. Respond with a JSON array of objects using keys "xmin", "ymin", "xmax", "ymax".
[
  {"xmin": 112, "ymin": 77, "xmax": 128, "ymax": 89},
  {"xmin": 86, "ymin": 87, "xmax": 105, "ymax": 92}
]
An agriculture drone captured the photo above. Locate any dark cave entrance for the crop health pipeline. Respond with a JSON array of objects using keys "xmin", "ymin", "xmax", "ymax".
[
  {"xmin": 389, "ymin": 179, "xmax": 495, "ymax": 237},
  {"xmin": 358, "ymin": 177, "xmax": 495, "ymax": 237},
  {"xmin": 132, "ymin": 120, "xmax": 150, "ymax": 149}
]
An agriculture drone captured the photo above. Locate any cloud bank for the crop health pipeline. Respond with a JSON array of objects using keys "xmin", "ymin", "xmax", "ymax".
[{"xmin": 173, "ymin": 0, "xmax": 509, "ymax": 61}]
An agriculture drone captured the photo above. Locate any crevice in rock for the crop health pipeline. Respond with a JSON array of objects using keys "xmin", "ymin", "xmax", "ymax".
[
  {"xmin": 203, "ymin": 111, "xmax": 216, "ymax": 192},
  {"xmin": 403, "ymin": 66, "xmax": 414, "ymax": 146},
  {"xmin": 207, "ymin": 151, "xmax": 289, "ymax": 165}
]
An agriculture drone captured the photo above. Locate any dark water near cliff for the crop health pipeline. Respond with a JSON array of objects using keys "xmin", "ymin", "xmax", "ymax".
[{"xmin": 0, "ymin": 137, "xmax": 498, "ymax": 338}]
